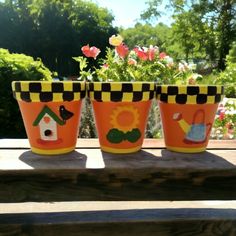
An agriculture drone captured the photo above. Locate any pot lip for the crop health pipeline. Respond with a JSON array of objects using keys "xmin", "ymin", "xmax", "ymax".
[
  {"xmin": 156, "ymin": 84, "xmax": 224, "ymax": 104},
  {"xmin": 11, "ymin": 80, "xmax": 86, "ymax": 102},
  {"xmin": 156, "ymin": 84, "xmax": 224, "ymax": 88},
  {"xmin": 87, "ymin": 81, "xmax": 155, "ymax": 84},
  {"xmin": 12, "ymin": 80, "xmax": 85, "ymax": 84},
  {"xmin": 87, "ymin": 81, "xmax": 155, "ymax": 102},
  {"xmin": 12, "ymin": 80, "xmax": 84, "ymax": 82}
]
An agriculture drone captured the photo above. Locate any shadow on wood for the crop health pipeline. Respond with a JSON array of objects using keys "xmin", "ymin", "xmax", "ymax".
[{"xmin": 18, "ymin": 150, "xmax": 87, "ymax": 169}]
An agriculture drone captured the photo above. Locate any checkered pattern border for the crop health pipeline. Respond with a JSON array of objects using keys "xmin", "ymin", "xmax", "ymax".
[
  {"xmin": 12, "ymin": 81, "xmax": 86, "ymax": 102},
  {"xmin": 156, "ymin": 85, "xmax": 224, "ymax": 104},
  {"xmin": 87, "ymin": 82, "xmax": 155, "ymax": 102}
]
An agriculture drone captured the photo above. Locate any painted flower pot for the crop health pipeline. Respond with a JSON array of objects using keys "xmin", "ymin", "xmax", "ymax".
[
  {"xmin": 12, "ymin": 81, "xmax": 86, "ymax": 155},
  {"xmin": 87, "ymin": 82, "xmax": 155, "ymax": 154},
  {"xmin": 156, "ymin": 85, "xmax": 224, "ymax": 153}
]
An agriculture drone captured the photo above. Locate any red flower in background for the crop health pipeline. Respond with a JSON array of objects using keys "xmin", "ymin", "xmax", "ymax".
[
  {"xmin": 81, "ymin": 45, "xmax": 101, "ymax": 59},
  {"xmin": 115, "ymin": 43, "xmax": 129, "ymax": 58},
  {"xmin": 134, "ymin": 46, "xmax": 158, "ymax": 61},
  {"xmin": 133, "ymin": 47, "xmax": 148, "ymax": 61},
  {"xmin": 219, "ymin": 111, "xmax": 225, "ymax": 121}
]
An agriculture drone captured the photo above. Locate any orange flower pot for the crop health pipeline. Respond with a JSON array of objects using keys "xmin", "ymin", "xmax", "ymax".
[
  {"xmin": 156, "ymin": 85, "xmax": 224, "ymax": 153},
  {"xmin": 12, "ymin": 81, "xmax": 86, "ymax": 155},
  {"xmin": 87, "ymin": 82, "xmax": 155, "ymax": 153}
]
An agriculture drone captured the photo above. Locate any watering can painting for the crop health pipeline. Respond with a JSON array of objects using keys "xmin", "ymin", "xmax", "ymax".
[{"xmin": 173, "ymin": 109, "xmax": 212, "ymax": 144}]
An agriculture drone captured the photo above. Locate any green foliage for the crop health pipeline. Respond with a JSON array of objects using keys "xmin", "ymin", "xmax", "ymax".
[
  {"xmin": 142, "ymin": 0, "xmax": 236, "ymax": 69},
  {"xmin": 215, "ymin": 43, "xmax": 236, "ymax": 98},
  {"xmin": 0, "ymin": 48, "xmax": 52, "ymax": 138},
  {"xmin": 0, "ymin": 0, "xmax": 117, "ymax": 76},
  {"xmin": 120, "ymin": 23, "xmax": 172, "ymax": 51}
]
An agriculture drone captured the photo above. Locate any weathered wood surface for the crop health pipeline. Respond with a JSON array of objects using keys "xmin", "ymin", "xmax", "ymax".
[
  {"xmin": 0, "ymin": 139, "xmax": 236, "ymax": 202},
  {"xmin": 0, "ymin": 201, "xmax": 236, "ymax": 236},
  {"xmin": 0, "ymin": 139, "xmax": 236, "ymax": 235},
  {"xmin": 1, "ymin": 138, "xmax": 236, "ymax": 149}
]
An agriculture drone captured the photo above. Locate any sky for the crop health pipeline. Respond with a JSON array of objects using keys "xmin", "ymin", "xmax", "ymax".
[{"xmin": 92, "ymin": 0, "xmax": 172, "ymax": 28}]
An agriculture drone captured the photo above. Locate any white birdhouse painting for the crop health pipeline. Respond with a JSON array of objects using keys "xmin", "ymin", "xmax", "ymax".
[{"xmin": 33, "ymin": 105, "xmax": 73, "ymax": 144}]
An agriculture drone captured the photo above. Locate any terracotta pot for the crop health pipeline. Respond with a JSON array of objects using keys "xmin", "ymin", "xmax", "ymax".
[
  {"xmin": 156, "ymin": 85, "xmax": 224, "ymax": 153},
  {"xmin": 12, "ymin": 81, "xmax": 86, "ymax": 155},
  {"xmin": 87, "ymin": 82, "xmax": 155, "ymax": 153}
]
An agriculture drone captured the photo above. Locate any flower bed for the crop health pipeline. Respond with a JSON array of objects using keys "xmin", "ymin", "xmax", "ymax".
[{"xmin": 210, "ymin": 98, "xmax": 236, "ymax": 140}]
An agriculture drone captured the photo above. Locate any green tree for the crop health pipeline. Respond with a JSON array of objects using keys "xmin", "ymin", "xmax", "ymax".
[
  {"xmin": 0, "ymin": 0, "xmax": 117, "ymax": 76},
  {"xmin": 217, "ymin": 42, "xmax": 236, "ymax": 97},
  {"xmin": 141, "ymin": 0, "xmax": 236, "ymax": 69},
  {"xmin": 120, "ymin": 23, "xmax": 172, "ymax": 52}
]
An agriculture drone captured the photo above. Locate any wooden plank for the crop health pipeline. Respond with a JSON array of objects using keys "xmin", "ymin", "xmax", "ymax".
[
  {"xmin": 0, "ymin": 148, "xmax": 236, "ymax": 202},
  {"xmin": 1, "ymin": 148, "xmax": 236, "ymax": 170},
  {"xmin": 1, "ymin": 201, "xmax": 236, "ymax": 213},
  {"xmin": 0, "ymin": 201, "xmax": 236, "ymax": 236},
  {"xmin": 1, "ymin": 138, "xmax": 236, "ymax": 149}
]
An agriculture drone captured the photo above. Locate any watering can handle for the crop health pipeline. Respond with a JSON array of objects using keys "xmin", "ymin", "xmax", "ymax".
[
  {"xmin": 192, "ymin": 109, "xmax": 205, "ymax": 124},
  {"xmin": 206, "ymin": 123, "xmax": 212, "ymax": 137}
]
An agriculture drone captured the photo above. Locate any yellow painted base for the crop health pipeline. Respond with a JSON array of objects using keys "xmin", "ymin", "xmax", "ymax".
[
  {"xmin": 166, "ymin": 145, "xmax": 206, "ymax": 153},
  {"xmin": 31, "ymin": 146, "xmax": 75, "ymax": 155},
  {"xmin": 101, "ymin": 145, "xmax": 142, "ymax": 154}
]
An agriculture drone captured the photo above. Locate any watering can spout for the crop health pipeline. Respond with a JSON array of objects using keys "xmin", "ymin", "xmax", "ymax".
[{"xmin": 173, "ymin": 113, "xmax": 191, "ymax": 134}]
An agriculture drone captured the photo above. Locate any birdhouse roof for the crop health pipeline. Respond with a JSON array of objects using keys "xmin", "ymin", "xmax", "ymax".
[{"xmin": 33, "ymin": 106, "xmax": 65, "ymax": 126}]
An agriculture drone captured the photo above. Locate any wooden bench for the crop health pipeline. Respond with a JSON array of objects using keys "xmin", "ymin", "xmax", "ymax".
[{"xmin": 0, "ymin": 139, "xmax": 236, "ymax": 235}]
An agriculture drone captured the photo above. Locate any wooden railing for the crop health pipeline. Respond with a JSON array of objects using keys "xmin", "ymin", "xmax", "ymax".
[{"xmin": 0, "ymin": 139, "xmax": 236, "ymax": 235}]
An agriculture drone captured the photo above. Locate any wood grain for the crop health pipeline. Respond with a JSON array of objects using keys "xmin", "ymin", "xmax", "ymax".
[
  {"xmin": 0, "ymin": 147, "xmax": 235, "ymax": 202},
  {"xmin": 0, "ymin": 201, "xmax": 236, "ymax": 236},
  {"xmin": 1, "ymin": 138, "xmax": 236, "ymax": 149},
  {"xmin": 0, "ymin": 139, "xmax": 236, "ymax": 235}
]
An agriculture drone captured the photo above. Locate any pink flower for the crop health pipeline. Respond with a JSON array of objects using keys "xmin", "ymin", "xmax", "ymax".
[
  {"xmin": 115, "ymin": 43, "xmax": 129, "ymax": 58},
  {"xmin": 133, "ymin": 47, "xmax": 148, "ymax": 61},
  {"xmin": 81, "ymin": 45, "xmax": 101, "ymax": 59},
  {"xmin": 148, "ymin": 45, "xmax": 159, "ymax": 61},
  {"xmin": 159, "ymin": 52, "xmax": 167, "ymax": 59}
]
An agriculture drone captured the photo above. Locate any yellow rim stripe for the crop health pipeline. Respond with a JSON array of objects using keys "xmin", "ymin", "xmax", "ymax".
[
  {"xmin": 101, "ymin": 145, "xmax": 141, "ymax": 154},
  {"xmin": 31, "ymin": 146, "xmax": 75, "ymax": 155},
  {"xmin": 166, "ymin": 145, "xmax": 206, "ymax": 153}
]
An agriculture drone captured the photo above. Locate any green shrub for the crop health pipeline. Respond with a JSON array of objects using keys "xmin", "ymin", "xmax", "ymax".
[
  {"xmin": 0, "ymin": 48, "xmax": 52, "ymax": 138},
  {"xmin": 216, "ymin": 42, "xmax": 236, "ymax": 98}
]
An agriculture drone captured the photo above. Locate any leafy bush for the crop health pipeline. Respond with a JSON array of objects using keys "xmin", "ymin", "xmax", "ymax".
[
  {"xmin": 0, "ymin": 48, "xmax": 52, "ymax": 138},
  {"xmin": 215, "ymin": 42, "xmax": 236, "ymax": 98}
]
